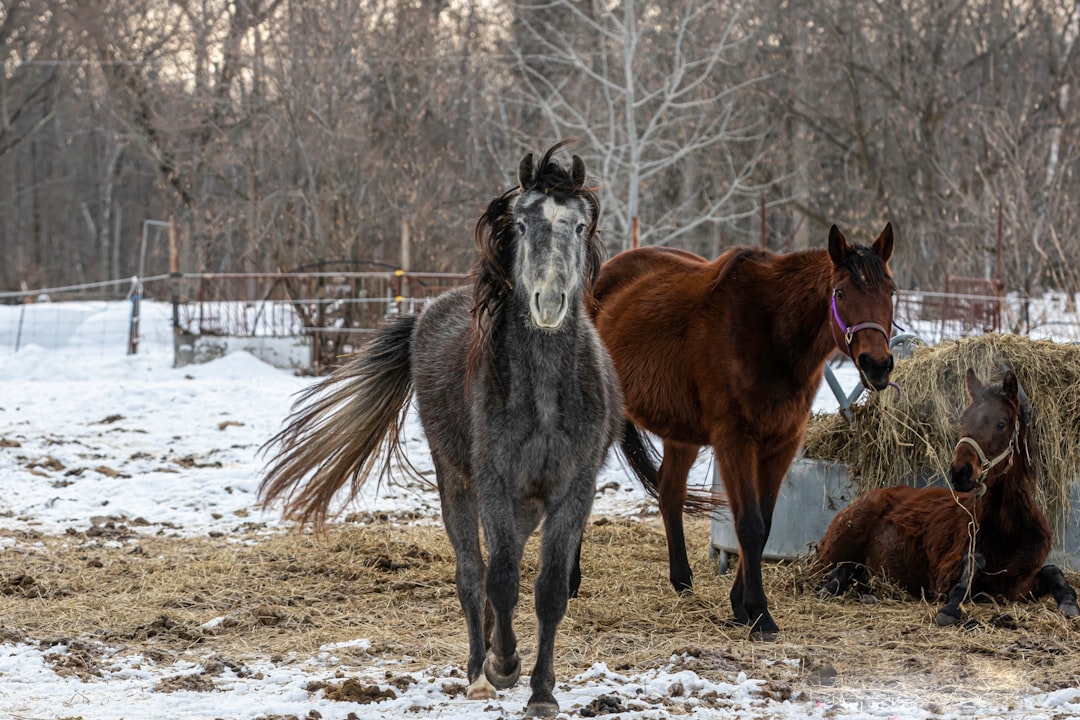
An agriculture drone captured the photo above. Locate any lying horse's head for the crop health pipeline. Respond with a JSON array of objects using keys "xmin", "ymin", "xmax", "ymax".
[{"xmin": 950, "ymin": 367, "xmax": 1023, "ymax": 494}]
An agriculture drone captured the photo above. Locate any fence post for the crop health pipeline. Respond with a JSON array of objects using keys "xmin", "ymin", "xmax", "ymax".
[
  {"xmin": 127, "ymin": 276, "xmax": 142, "ymax": 355},
  {"xmin": 168, "ymin": 217, "xmax": 182, "ymax": 367},
  {"xmin": 14, "ymin": 299, "xmax": 26, "ymax": 353}
]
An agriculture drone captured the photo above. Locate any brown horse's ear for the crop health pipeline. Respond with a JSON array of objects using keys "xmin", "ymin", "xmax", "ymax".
[
  {"xmin": 873, "ymin": 222, "xmax": 894, "ymax": 264},
  {"xmin": 827, "ymin": 225, "xmax": 849, "ymax": 266},
  {"xmin": 519, "ymin": 152, "xmax": 535, "ymax": 190},
  {"xmin": 1001, "ymin": 368, "xmax": 1019, "ymax": 405},
  {"xmin": 571, "ymin": 155, "xmax": 586, "ymax": 188},
  {"xmin": 965, "ymin": 367, "xmax": 983, "ymax": 400}
]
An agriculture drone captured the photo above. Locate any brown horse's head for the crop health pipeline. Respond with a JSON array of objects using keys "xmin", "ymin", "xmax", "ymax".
[
  {"xmin": 827, "ymin": 223, "xmax": 896, "ymax": 390},
  {"xmin": 950, "ymin": 367, "xmax": 1025, "ymax": 494}
]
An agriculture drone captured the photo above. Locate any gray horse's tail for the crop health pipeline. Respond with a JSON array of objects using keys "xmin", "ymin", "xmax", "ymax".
[
  {"xmin": 620, "ymin": 419, "xmax": 660, "ymax": 491},
  {"xmin": 259, "ymin": 314, "xmax": 416, "ymax": 529},
  {"xmin": 620, "ymin": 420, "xmax": 727, "ymax": 514}
]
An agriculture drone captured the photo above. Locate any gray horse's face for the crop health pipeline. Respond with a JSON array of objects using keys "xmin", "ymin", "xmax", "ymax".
[{"xmin": 512, "ymin": 190, "xmax": 591, "ymax": 330}]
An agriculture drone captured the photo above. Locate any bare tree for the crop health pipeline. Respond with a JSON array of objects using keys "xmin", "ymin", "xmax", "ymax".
[
  {"xmin": 511, "ymin": 0, "xmax": 775, "ymax": 253},
  {"xmin": 0, "ymin": 0, "xmax": 64, "ymax": 288},
  {"xmin": 3, "ymin": 0, "xmax": 1079, "ymax": 304}
]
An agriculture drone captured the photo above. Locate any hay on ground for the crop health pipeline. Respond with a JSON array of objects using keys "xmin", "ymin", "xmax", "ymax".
[{"xmin": 0, "ymin": 517, "xmax": 1077, "ymax": 708}]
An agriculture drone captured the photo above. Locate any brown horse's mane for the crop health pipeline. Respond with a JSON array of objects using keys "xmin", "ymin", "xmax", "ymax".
[
  {"xmin": 840, "ymin": 242, "xmax": 894, "ymax": 291},
  {"xmin": 466, "ymin": 141, "xmax": 602, "ymax": 386},
  {"xmin": 709, "ymin": 242, "xmax": 893, "ymax": 294}
]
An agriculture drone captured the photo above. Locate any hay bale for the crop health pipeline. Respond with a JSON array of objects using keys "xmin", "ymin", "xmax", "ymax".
[{"xmin": 804, "ymin": 334, "xmax": 1080, "ymax": 527}]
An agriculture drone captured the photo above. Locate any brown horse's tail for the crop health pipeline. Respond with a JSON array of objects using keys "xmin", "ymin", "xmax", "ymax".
[
  {"xmin": 258, "ymin": 315, "xmax": 416, "ymax": 530},
  {"xmin": 620, "ymin": 420, "xmax": 727, "ymax": 515}
]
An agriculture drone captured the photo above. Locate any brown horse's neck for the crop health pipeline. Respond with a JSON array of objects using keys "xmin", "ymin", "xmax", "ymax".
[
  {"xmin": 977, "ymin": 433, "xmax": 1043, "ymax": 538},
  {"xmin": 765, "ymin": 248, "xmax": 837, "ymax": 378}
]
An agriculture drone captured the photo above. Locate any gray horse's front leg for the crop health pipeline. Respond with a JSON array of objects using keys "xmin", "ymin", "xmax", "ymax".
[
  {"xmin": 525, "ymin": 486, "xmax": 593, "ymax": 717},
  {"xmin": 478, "ymin": 499, "xmax": 527, "ymax": 693},
  {"xmin": 436, "ymin": 467, "xmax": 495, "ymax": 699},
  {"xmin": 937, "ymin": 552, "xmax": 985, "ymax": 626}
]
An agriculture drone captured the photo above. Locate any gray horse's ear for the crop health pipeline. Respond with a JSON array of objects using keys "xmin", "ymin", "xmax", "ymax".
[
  {"xmin": 571, "ymin": 155, "xmax": 586, "ymax": 187},
  {"xmin": 519, "ymin": 153, "xmax": 535, "ymax": 189}
]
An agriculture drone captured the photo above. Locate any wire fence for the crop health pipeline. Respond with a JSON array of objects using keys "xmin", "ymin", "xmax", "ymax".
[
  {"xmin": 0, "ymin": 271, "xmax": 469, "ymax": 370},
  {"xmin": 3, "ymin": 273, "xmax": 1080, "ymax": 369}
]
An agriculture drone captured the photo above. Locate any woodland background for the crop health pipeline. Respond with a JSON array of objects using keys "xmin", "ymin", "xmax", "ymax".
[{"xmin": 1, "ymin": 0, "xmax": 1077, "ymax": 296}]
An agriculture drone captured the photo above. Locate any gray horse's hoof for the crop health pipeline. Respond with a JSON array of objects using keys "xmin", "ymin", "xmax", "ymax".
[
  {"xmin": 524, "ymin": 701, "xmax": 559, "ymax": 718},
  {"xmin": 483, "ymin": 650, "xmax": 521, "ymax": 690},
  {"xmin": 1060, "ymin": 600, "xmax": 1079, "ymax": 618}
]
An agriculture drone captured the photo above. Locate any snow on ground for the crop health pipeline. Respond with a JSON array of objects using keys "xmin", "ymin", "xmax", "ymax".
[{"xmin": 1, "ymin": 300, "xmax": 1078, "ymax": 719}]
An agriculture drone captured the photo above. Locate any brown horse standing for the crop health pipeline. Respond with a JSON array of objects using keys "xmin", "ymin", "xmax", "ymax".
[
  {"xmin": 591, "ymin": 224, "xmax": 897, "ymax": 639},
  {"xmin": 814, "ymin": 367, "xmax": 1079, "ymax": 625}
]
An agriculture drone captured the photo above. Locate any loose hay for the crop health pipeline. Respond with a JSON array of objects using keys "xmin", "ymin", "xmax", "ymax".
[
  {"xmin": 0, "ymin": 516, "xmax": 1077, "ymax": 710},
  {"xmin": 805, "ymin": 334, "xmax": 1080, "ymax": 532}
]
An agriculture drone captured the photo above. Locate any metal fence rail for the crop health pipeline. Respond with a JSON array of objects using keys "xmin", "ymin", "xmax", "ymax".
[
  {"xmin": 5, "ymin": 273, "xmax": 1080, "ymax": 367},
  {"xmin": 146, "ymin": 271, "xmax": 469, "ymax": 371}
]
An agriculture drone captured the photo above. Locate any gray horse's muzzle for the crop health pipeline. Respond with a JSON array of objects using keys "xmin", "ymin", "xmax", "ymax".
[{"xmin": 531, "ymin": 288, "xmax": 568, "ymax": 328}]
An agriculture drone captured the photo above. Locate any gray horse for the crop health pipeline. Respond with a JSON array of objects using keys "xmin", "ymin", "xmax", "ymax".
[{"xmin": 259, "ymin": 142, "xmax": 623, "ymax": 718}]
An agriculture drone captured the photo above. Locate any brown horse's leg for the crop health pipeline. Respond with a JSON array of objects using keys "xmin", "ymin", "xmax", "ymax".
[
  {"xmin": 814, "ymin": 498, "xmax": 879, "ymax": 597},
  {"xmin": 936, "ymin": 551, "xmax": 984, "ymax": 626},
  {"xmin": 1031, "ymin": 565, "xmax": 1080, "ymax": 617},
  {"xmin": 658, "ymin": 441, "xmax": 700, "ymax": 593},
  {"xmin": 720, "ymin": 437, "xmax": 800, "ymax": 640}
]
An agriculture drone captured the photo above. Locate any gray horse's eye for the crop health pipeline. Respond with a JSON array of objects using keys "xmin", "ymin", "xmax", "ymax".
[
  {"xmin": 575, "ymin": 222, "xmax": 586, "ymax": 236},
  {"xmin": 516, "ymin": 219, "xmax": 527, "ymax": 235}
]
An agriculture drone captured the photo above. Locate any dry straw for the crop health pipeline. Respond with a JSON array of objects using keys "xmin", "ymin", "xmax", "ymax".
[
  {"xmin": 4, "ymin": 518, "xmax": 1075, "ymax": 708},
  {"xmin": 804, "ymin": 333, "xmax": 1080, "ymax": 535},
  {"xmin": 1, "ymin": 517, "xmax": 1077, "ymax": 706}
]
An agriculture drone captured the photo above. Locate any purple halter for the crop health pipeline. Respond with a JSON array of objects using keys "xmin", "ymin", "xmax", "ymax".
[
  {"xmin": 830, "ymin": 289, "xmax": 904, "ymax": 393},
  {"xmin": 830, "ymin": 290, "xmax": 892, "ymax": 359}
]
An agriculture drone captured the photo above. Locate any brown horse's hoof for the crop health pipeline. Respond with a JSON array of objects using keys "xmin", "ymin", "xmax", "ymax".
[
  {"xmin": 935, "ymin": 609, "xmax": 961, "ymax": 626},
  {"xmin": 1060, "ymin": 601, "xmax": 1079, "ymax": 618},
  {"xmin": 524, "ymin": 701, "xmax": 560, "ymax": 718},
  {"xmin": 483, "ymin": 650, "xmax": 521, "ymax": 690}
]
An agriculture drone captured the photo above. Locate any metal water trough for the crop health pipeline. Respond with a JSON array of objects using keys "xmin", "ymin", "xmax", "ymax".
[{"xmin": 709, "ymin": 335, "xmax": 1080, "ymax": 573}]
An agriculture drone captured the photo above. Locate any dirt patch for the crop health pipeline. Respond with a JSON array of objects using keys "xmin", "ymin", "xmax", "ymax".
[
  {"xmin": 308, "ymin": 677, "xmax": 398, "ymax": 703},
  {"xmin": 0, "ymin": 516, "xmax": 1077, "ymax": 709}
]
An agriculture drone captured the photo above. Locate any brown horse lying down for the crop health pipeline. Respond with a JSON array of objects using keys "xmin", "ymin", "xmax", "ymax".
[{"xmin": 814, "ymin": 367, "xmax": 1079, "ymax": 625}]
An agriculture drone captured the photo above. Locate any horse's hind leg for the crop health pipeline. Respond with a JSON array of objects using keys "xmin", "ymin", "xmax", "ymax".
[
  {"xmin": 568, "ymin": 533, "xmax": 583, "ymax": 599},
  {"xmin": 814, "ymin": 501, "xmax": 877, "ymax": 598},
  {"xmin": 437, "ymin": 465, "xmax": 494, "ymax": 700},
  {"xmin": 1032, "ymin": 565, "xmax": 1079, "ymax": 618},
  {"xmin": 657, "ymin": 441, "xmax": 699, "ymax": 593},
  {"xmin": 819, "ymin": 563, "xmax": 867, "ymax": 598}
]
